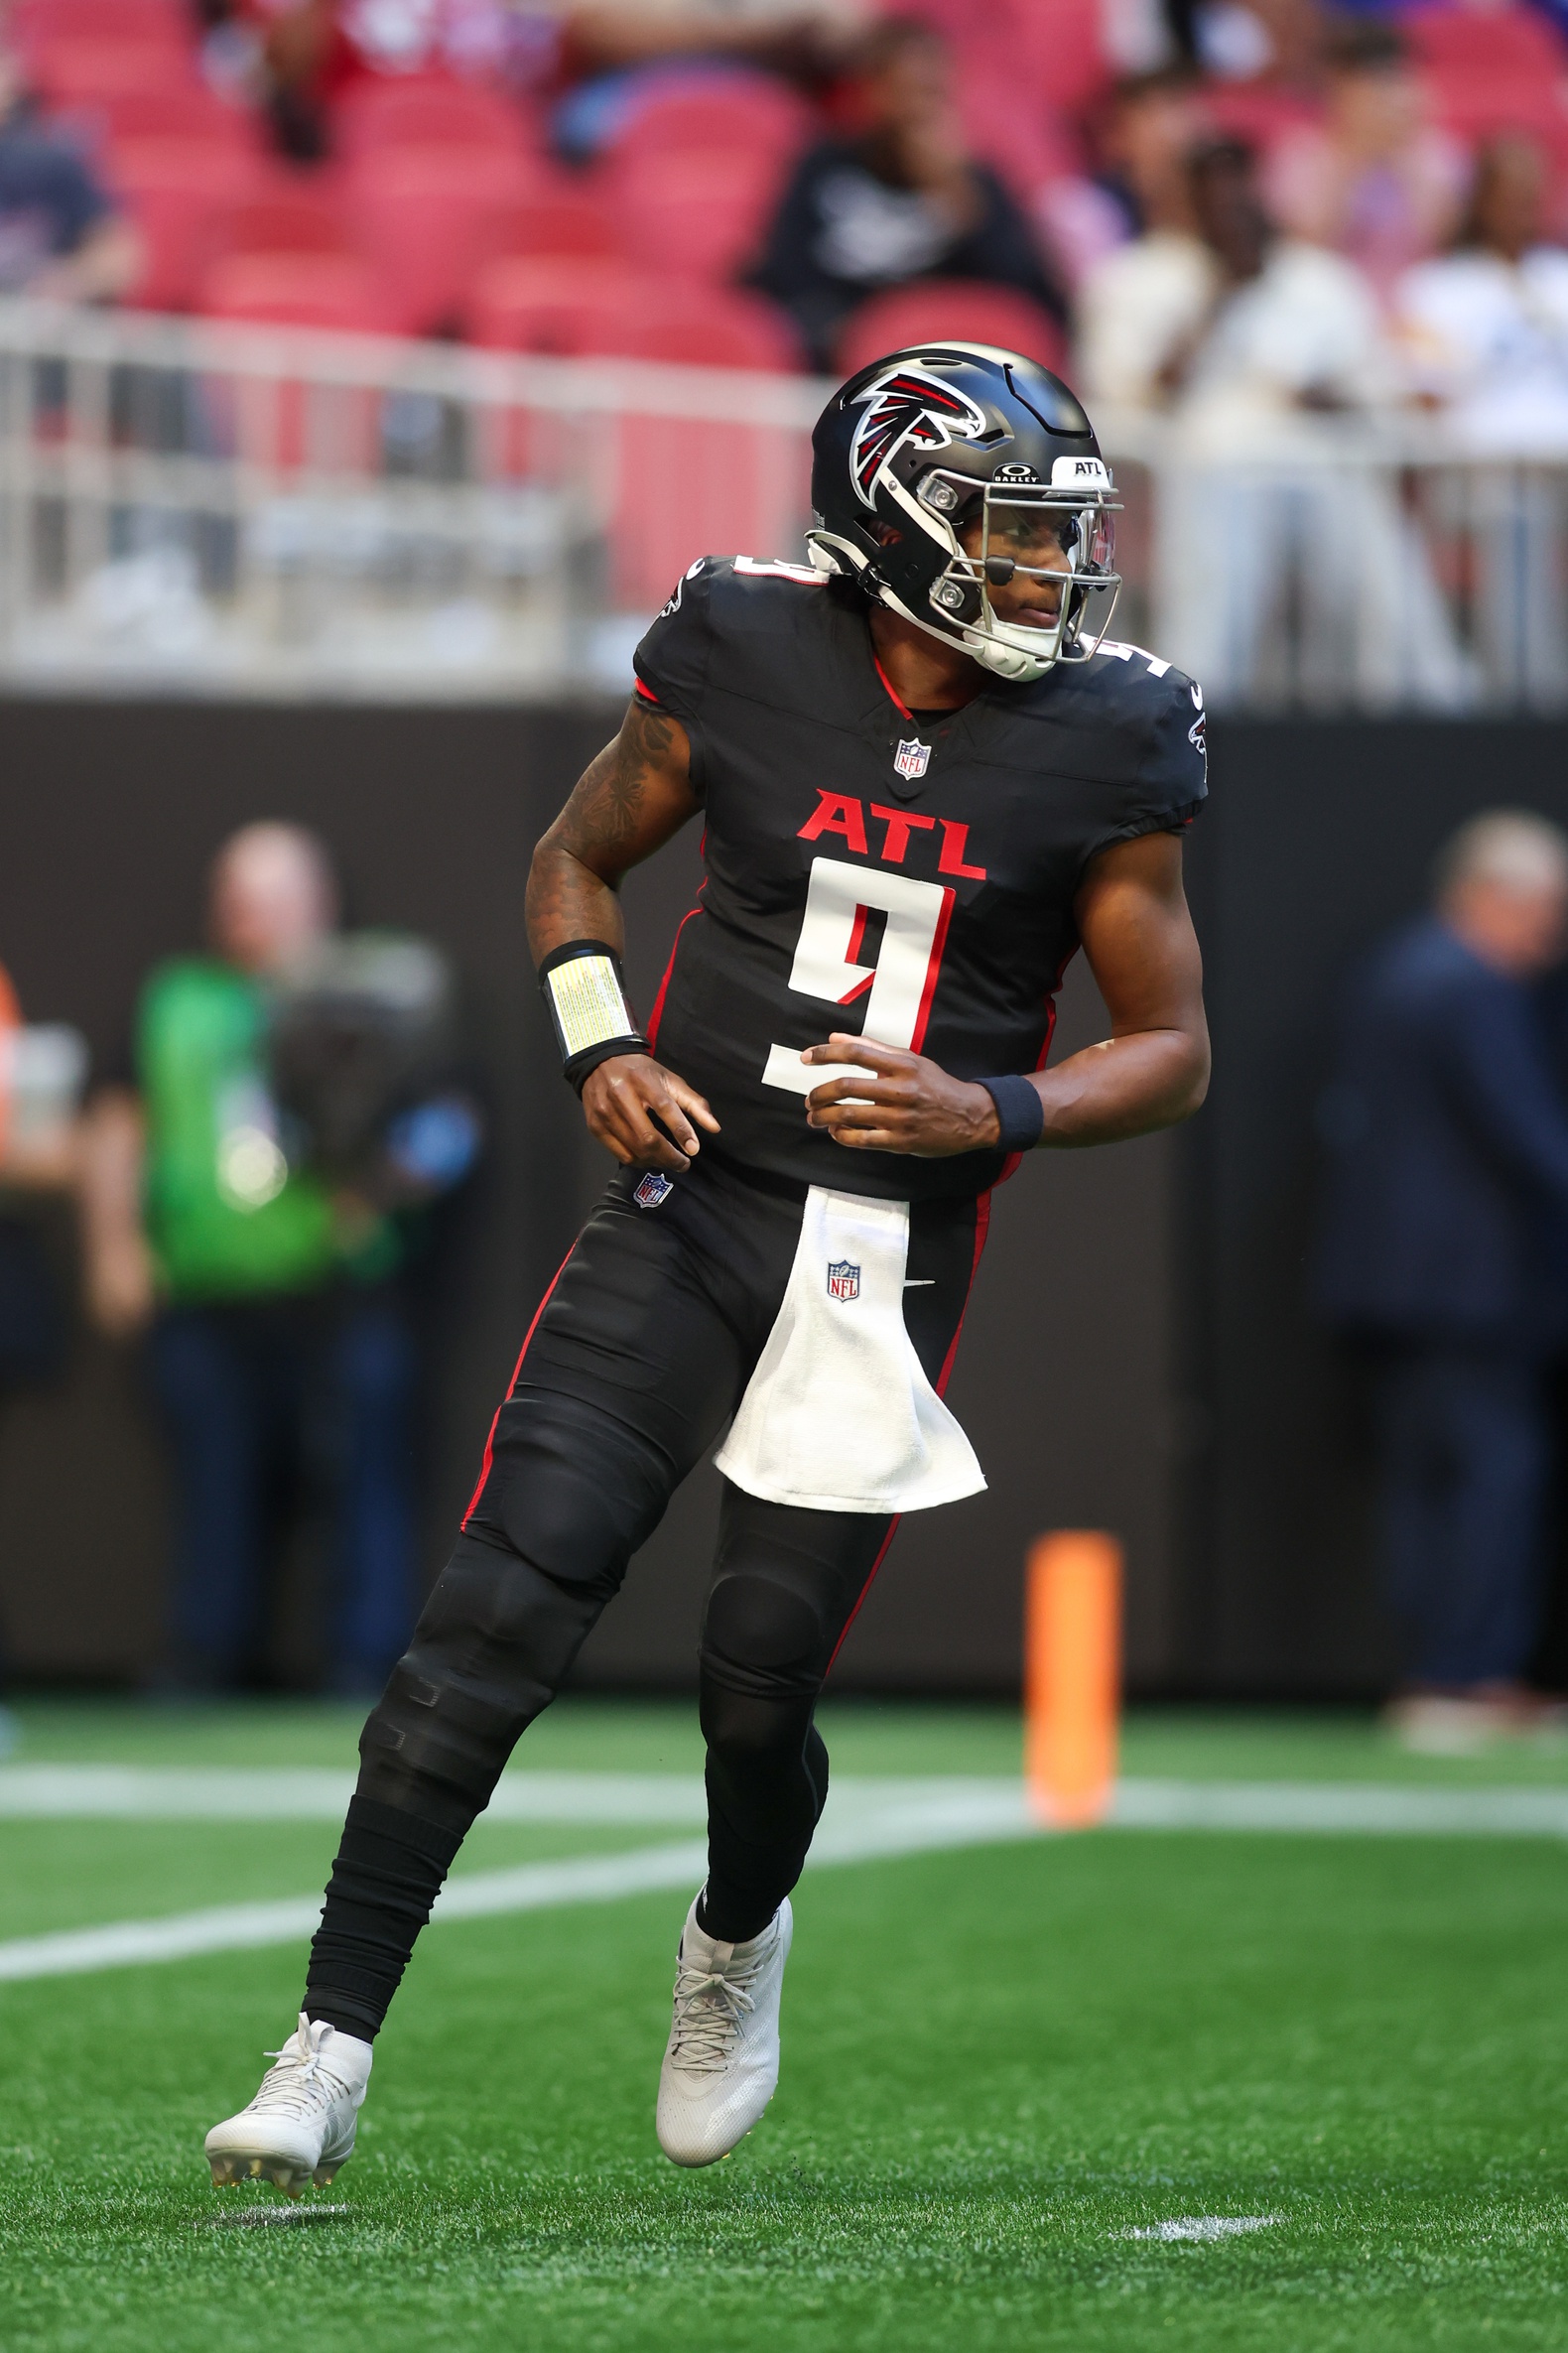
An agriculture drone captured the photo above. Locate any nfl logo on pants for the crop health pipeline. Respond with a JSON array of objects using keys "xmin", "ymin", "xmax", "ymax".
[
  {"xmin": 893, "ymin": 737, "xmax": 931, "ymax": 781},
  {"xmin": 827, "ymin": 1260, "xmax": 860, "ymax": 1301}
]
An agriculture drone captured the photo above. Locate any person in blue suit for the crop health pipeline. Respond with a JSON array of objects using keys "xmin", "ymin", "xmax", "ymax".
[{"xmin": 1317, "ymin": 810, "xmax": 1568, "ymax": 1725}]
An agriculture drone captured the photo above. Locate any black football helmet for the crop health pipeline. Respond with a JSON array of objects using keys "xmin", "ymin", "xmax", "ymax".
[{"xmin": 806, "ymin": 341, "xmax": 1119, "ymax": 683}]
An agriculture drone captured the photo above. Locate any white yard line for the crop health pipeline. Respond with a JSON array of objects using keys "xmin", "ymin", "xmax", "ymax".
[
  {"xmin": 0, "ymin": 1765, "xmax": 709, "ymax": 1822},
  {"xmin": 0, "ymin": 1789, "xmax": 1032, "ymax": 1985},
  {"xmin": 6, "ymin": 1770, "xmax": 1568, "ymax": 1988},
  {"xmin": 7, "ymin": 1765, "xmax": 1568, "ymax": 1836}
]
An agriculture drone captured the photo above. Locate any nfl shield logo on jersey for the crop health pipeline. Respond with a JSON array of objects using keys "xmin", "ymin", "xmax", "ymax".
[
  {"xmin": 826, "ymin": 1259, "xmax": 860, "ymax": 1302},
  {"xmin": 893, "ymin": 737, "xmax": 931, "ymax": 781},
  {"xmin": 634, "ymin": 1171, "xmax": 674, "ymax": 1208}
]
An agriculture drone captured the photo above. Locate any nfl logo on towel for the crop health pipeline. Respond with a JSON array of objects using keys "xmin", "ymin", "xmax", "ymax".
[
  {"xmin": 893, "ymin": 737, "xmax": 931, "ymax": 781},
  {"xmin": 826, "ymin": 1259, "xmax": 860, "ymax": 1301},
  {"xmin": 634, "ymin": 1171, "xmax": 674, "ymax": 1208}
]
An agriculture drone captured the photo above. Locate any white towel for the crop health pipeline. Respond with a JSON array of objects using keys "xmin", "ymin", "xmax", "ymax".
[{"xmin": 715, "ymin": 1185, "xmax": 986, "ymax": 1514}]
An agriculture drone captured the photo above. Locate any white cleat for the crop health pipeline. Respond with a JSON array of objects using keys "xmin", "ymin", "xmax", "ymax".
[
  {"xmin": 204, "ymin": 2014, "xmax": 372, "ymax": 2198},
  {"xmin": 656, "ymin": 1892, "xmax": 793, "ymax": 2167}
]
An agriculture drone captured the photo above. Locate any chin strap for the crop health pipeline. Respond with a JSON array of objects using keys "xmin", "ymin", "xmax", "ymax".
[{"xmin": 805, "ymin": 528, "xmax": 1058, "ymax": 685}]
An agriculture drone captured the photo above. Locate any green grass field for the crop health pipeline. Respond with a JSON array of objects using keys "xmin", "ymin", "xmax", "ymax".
[{"xmin": 4, "ymin": 1698, "xmax": 1568, "ymax": 2351}]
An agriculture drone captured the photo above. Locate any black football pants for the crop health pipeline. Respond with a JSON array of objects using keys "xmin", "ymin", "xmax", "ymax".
[{"xmin": 304, "ymin": 1148, "xmax": 986, "ymax": 2040}]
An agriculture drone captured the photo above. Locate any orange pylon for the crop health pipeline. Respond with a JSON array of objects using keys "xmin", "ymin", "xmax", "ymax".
[{"xmin": 1025, "ymin": 1530, "xmax": 1122, "ymax": 1827}]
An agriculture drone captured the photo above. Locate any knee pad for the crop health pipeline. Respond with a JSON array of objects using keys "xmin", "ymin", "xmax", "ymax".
[
  {"xmin": 701, "ymin": 1571, "xmax": 828, "ymax": 1692},
  {"xmin": 467, "ymin": 1386, "xmax": 671, "ymax": 1597},
  {"xmin": 356, "ymin": 1531, "xmax": 605, "ymax": 1828}
]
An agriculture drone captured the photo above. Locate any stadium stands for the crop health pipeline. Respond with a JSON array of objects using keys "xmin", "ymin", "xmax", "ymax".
[
  {"xmin": 836, "ymin": 281, "xmax": 1068, "ymax": 378},
  {"xmin": 7, "ymin": 0, "xmax": 1568, "ymax": 379}
]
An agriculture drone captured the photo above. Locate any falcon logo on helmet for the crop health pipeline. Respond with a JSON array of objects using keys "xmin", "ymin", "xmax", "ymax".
[
  {"xmin": 849, "ymin": 367, "xmax": 988, "ymax": 509},
  {"xmin": 808, "ymin": 341, "xmax": 1121, "ymax": 686}
]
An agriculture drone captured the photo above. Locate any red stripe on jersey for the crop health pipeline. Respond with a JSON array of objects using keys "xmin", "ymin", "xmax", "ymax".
[
  {"xmin": 909, "ymin": 884, "xmax": 956, "ymax": 1053},
  {"xmin": 646, "ymin": 903, "xmax": 703, "ymax": 1050},
  {"xmin": 936, "ymin": 1187, "xmax": 991, "ymax": 1397},
  {"xmin": 461, "ymin": 1245, "xmax": 577, "ymax": 1526},
  {"xmin": 826, "ymin": 1515, "xmax": 902, "ymax": 1677},
  {"xmin": 871, "ymin": 652, "xmax": 914, "ymax": 722},
  {"xmin": 634, "ymin": 679, "xmax": 661, "ymax": 705}
]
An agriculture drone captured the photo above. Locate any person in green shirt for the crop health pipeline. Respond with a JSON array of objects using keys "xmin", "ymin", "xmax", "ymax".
[{"xmin": 82, "ymin": 824, "xmax": 471, "ymax": 1693}]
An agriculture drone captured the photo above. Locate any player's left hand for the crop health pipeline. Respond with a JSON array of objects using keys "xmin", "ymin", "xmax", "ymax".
[{"xmin": 802, "ymin": 1034, "xmax": 1006, "ymax": 1157}]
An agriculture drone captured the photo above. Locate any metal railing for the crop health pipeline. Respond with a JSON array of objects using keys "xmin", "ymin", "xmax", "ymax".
[{"xmin": 0, "ymin": 299, "xmax": 1559, "ymax": 711}]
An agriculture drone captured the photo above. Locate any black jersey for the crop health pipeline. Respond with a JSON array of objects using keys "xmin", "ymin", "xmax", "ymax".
[{"xmin": 632, "ymin": 556, "xmax": 1206, "ymax": 1204}]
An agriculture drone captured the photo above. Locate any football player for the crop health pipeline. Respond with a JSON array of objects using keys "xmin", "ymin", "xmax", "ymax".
[{"xmin": 204, "ymin": 342, "xmax": 1210, "ymax": 2193}]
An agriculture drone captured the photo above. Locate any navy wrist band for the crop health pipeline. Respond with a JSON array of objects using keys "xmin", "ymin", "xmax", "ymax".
[{"xmin": 978, "ymin": 1074, "xmax": 1045, "ymax": 1153}]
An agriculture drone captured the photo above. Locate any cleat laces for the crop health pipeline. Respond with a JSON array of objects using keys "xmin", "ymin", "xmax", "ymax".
[
  {"xmin": 247, "ymin": 2019, "xmax": 353, "ymax": 2124},
  {"xmin": 668, "ymin": 1948, "xmax": 766, "ymax": 2075}
]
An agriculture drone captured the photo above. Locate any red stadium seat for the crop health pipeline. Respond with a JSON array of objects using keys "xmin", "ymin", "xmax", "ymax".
[
  {"xmin": 1426, "ymin": 74, "xmax": 1568, "ymax": 144},
  {"xmin": 204, "ymin": 185, "xmax": 356, "ymax": 261},
  {"xmin": 111, "ymin": 139, "xmax": 268, "ymax": 311},
  {"xmin": 346, "ymin": 146, "xmax": 539, "ymax": 333},
  {"xmin": 989, "ymin": 0, "xmax": 1112, "ymax": 119},
  {"xmin": 26, "ymin": 34, "xmax": 197, "ymax": 106},
  {"xmin": 463, "ymin": 257, "xmax": 799, "ymax": 368},
  {"xmin": 606, "ymin": 76, "xmax": 811, "ymax": 175},
  {"xmin": 476, "ymin": 190, "xmax": 621, "ymax": 263},
  {"xmin": 836, "ymin": 281, "xmax": 1067, "ymax": 377},
  {"xmin": 12, "ymin": 0, "xmax": 188, "ymax": 39},
  {"xmin": 334, "ymin": 75, "xmax": 530, "ymax": 161},
  {"xmin": 594, "ymin": 288, "xmax": 802, "ymax": 372},
  {"xmin": 605, "ymin": 144, "xmax": 791, "ymax": 282},
  {"xmin": 197, "ymin": 250, "xmax": 398, "ymax": 332},
  {"xmin": 94, "ymin": 86, "xmax": 264, "ymax": 152},
  {"xmin": 1406, "ymin": 4, "xmax": 1568, "ymax": 142},
  {"xmin": 462, "ymin": 254, "xmax": 644, "ymax": 352},
  {"xmin": 1406, "ymin": 6, "xmax": 1566, "ymax": 81}
]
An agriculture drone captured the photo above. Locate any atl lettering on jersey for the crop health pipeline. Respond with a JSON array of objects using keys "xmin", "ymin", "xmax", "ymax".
[{"xmin": 632, "ymin": 558, "xmax": 1205, "ymax": 1205}]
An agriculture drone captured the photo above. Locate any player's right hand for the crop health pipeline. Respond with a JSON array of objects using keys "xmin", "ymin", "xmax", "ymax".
[{"xmin": 582, "ymin": 1054, "xmax": 719, "ymax": 1173}]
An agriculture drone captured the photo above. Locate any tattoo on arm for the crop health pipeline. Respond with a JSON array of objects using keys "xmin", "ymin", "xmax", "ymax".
[
  {"xmin": 558, "ymin": 702, "xmax": 678, "ymax": 871},
  {"xmin": 525, "ymin": 699, "xmax": 694, "ymax": 967}
]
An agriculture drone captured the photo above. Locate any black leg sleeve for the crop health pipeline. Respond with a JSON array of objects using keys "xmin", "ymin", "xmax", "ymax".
[
  {"xmin": 306, "ymin": 1796, "xmax": 463, "ymax": 2039},
  {"xmin": 697, "ymin": 1486, "xmax": 892, "ymax": 1943},
  {"xmin": 302, "ymin": 1382, "xmax": 709, "ymax": 2036}
]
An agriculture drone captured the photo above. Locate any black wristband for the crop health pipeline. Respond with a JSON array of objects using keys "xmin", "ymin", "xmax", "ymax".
[
  {"xmin": 538, "ymin": 940, "xmax": 649, "ymax": 1096},
  {"xmin": 978, "ymin": 1074, "xmax": 1045, "ymax": 1153}
]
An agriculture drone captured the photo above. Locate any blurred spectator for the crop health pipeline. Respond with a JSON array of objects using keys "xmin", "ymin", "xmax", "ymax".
[
  {"xmin": 1396, "ymin": 135, "xmax": 1568, "ymax": 453},
  {"xmin": 0, "ymin": 42, "xmax": 139, "ymax": 302},
  {"xmin": 1080, "ymin": 137, "xmax": 1464, "ymax": 703},
  {"xmin": 1266, "ymin": 18, "xmax": 1468, "ymax": 303},
  {"xmin": 79, "ymin": 824, "xmax": 478, "ymax": 1695},
  {"xmin": 1184, "ymin": 0, "xmax": 1321, "ymax": 85},
  {"xmin": 257, "ymin": 0, "xmax": 515, "ymax": 157},
  {"xmin": 1316, "ymin": 812, "xmax": 1568, "ymax": 1742},
  {"xmin": 1095, "ymin": 67, "xmax": 1208, "ymax": 242},
  {"xmin": 1395, "ymin": 134, "xmax": 1568, "ymax": 703},
  {"xmin": 1079, "ymin": 136, "xmax": 1389, "ymax": 420},
  {"xmin": 748, "ymin": 16, "xmax": 1065, "ymax": 372},
  {"xmin": 551, "ymin": 2, "xmax": 863, "ymax": 163}
]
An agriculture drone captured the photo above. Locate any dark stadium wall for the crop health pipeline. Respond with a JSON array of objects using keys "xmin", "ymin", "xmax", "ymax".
[
  {"xmin": 5, "ymin": 704, "xmax": 1552, "ymax": 1697},
  {"xmin": 0, "ymin": 697, "xmax": 1177, "ymax": 1698},
  {"xmin": 1181, "ymin": 716, "xmax": 1568, "ymax": 1698}
]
